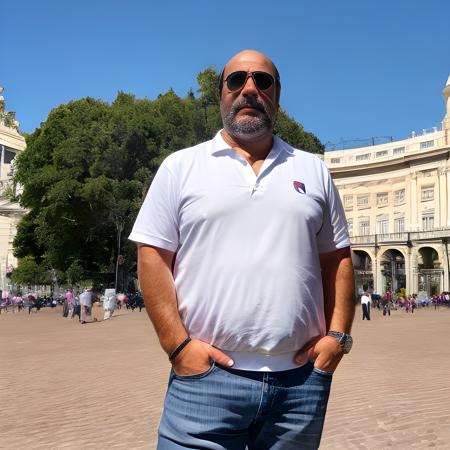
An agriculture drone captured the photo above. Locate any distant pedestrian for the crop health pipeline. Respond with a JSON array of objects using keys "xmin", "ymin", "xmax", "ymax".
[
  {"xmin": 405, "ymin": 298, "xmax": 411, "ymax": 313},
  {"xmin": 72, "ymin": 293, "xmax": 81, "ymax": 320},
  {"xmin": 91, "ymin": 293, "xmax": 103, "ymax": 322},
  {"xmin": 382, "ymin": 294, "xmax": 391, "ymax": 316},
  {"xmin": 28, "ymin": 294, "xmax": 36, "ymax": 314},
  {"xmin": 103, "ymin": 289, "xmax": 117, "ymax": 320},
  {"xmin": 361, "ymin": 292, "xmax": 371, "ymax": 320},
  {"xmin": 63, "ymin": 289, "xmax": 73, "ymax": 318},
  {"xmin": 79, "ymin": 288, "xmax": 93, "ymax": 324}
]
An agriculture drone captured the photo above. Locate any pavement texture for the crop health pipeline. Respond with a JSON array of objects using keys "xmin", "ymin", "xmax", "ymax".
[{"xmin": 0, "ymin": 305, "xmax": 449, "ymax": 449}]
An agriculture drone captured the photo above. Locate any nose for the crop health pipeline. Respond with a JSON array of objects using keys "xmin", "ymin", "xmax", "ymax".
[{"xmin": 240, "ymin": 74, "xmax": 258, "ymax": 97}]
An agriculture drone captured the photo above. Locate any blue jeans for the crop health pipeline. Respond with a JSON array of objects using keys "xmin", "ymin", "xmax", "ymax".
[{"xmin": 157, "ymin": 361, "xmax": 332, "ymax": 449}]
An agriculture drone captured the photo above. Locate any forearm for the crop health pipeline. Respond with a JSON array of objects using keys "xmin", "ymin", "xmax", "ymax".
[
  {"xmin": 321, "ymin": 247, "xmax": 355, "ymax": 333},
  {"xmin": 138, "ymin": 245, "xmax": 188, "ymax": 355}
]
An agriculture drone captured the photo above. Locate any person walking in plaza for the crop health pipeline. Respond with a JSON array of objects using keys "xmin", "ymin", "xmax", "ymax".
[
  {"xmin": 63, "ymin": 288, "xmax": 73, "ymax": 318},
  {"xmin": 382, "ymin": 293, "xmax": 391, "ymax": 316},
  {"xmin": 130, "ymin": 49, "xmax": 355, "ymax": 449},
  {"xmin": 79, "ymin": 287, "xmax": 93, "ymax": 324},
  {"xmin": 72, "ymin": 291, "xmax": 81, "ymax": 320},
  {"xmin": 102, "ymin": 288, "xmax": 117, "ymax": 320},
  {"xmin": 361, "ymin": 286, "xmax": 371, "ymax": 320},
  {"xmin": 91, "ymin": 291, "xmax": 103, "ymax": 322}
]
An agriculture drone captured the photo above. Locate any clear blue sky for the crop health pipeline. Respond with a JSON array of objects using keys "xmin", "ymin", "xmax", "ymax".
[{"xmin": 2, "ymin": 0, "xmax": 449, "ymax": 148}]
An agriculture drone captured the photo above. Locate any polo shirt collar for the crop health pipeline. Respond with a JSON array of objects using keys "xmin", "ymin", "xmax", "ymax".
[{"xmin": 210, "ymin": 130, "xmax": 294, "ymax": 157}]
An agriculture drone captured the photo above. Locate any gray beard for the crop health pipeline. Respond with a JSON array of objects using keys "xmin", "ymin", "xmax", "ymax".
[{"xmin": 221, "ymin": 99, "xmax": 275, "ymax": 140}]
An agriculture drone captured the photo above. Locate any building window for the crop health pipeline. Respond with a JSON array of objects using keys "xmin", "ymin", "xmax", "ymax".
[
  {"xmin": 356, "ymin": 194, "xmax": 369, "ymax": 208},
  {"xmin": 357, "ymin": 195, "xmax": 370, "ymax": 208},
  {"xmin": 421, "ymin": 186, "xmax": 434, "ymax": 201},
  {"xmin": 394, "ymin": 189, "xmax": 405, "ymax": 204},
  {"xmin": 3, "ymin": 148, "xmax": 16, "ymax": 164},
  {"xmin": 376, "ymin": 150, "xmax": 388, "ymax": 158},
  {"xmin": 377, "ymin": 192, "xmax": 388, "ymax": 206},
  {"xmin": 330, "ymin": 157, "xmax": 341, "ymax": 164},
  {"xmin": 393, "ymin": 147, "xmax": 405, "ymax": 155},
  {"xmin": 420, "ymin": 140, "xmax": 434, "ymax": 149},
  {"xmin": 343, "ymin": 195, "xmax": 353, "ymax": 209},
  {"xmin": 377, "ymin": 216, "xmax": 389, "ymax": 235},
  {"xmin": 394, "ymin": 217, "xmax": 405, "ymax": 233},
  {"xmin": 356, "ymin": 153, "xmax": 370, "ymax": 161},
  {"xmin": 359, "ymin": 218, "xmax": 370, "ymax": 236},
  {"xmin": 422, "ymin": 215, "xmax": 434, "ymax": 230}
]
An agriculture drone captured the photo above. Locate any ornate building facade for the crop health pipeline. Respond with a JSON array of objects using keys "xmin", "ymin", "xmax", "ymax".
[
  {"xmin": 324, "ymin": 76, "xmax": 450, "ymax": 297},
  {"xmin": 0, "ymin": 87, "xmax": 27, "ymax": 290}
]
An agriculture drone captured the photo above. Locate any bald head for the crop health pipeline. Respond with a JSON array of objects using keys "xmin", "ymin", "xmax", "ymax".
[
  {"xmin": 225, "ymin": 50, "xmax": 278, "ymax": 75},
  {"xmin": 219, "ymin": 50, "xmax": 281, "ymax": 105}
]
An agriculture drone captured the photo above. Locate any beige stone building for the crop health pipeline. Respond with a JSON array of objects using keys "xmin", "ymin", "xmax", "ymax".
[
  {"xmin": 0, "ymin": 87, "xmax": 27, "ymax": 291},
  {"xmin": 324, "ymin": 76, "xmax": 450, "ymax": 297}
]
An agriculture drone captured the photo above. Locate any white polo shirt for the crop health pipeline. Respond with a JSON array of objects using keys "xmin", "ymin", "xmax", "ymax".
[{"xmin": 130, "ymin": 131, "xmax": 349, "ymax": 371}]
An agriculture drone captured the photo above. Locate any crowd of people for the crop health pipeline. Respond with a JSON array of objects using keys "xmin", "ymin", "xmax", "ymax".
[
  {"xmin": 360, "ymin": 288, "xmax": 450, "ymax": 320},
  {"xmin": 61, "ymin": 288, "xmax": 145, "ymax": 324},
  {"xmin": 0, "ymin": 292, "xmax": 60, "ymax": 314},
  {"xmin": 0, "ymin": 288, "xmax": 144, "ymax": 323}
]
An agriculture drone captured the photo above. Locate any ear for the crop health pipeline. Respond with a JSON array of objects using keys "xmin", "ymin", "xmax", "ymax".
[{"xmin": 275, "ymin": 82, "xmax": 281, "ymax": 107}]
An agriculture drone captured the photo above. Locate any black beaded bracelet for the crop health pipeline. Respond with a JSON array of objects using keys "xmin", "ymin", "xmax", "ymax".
[{"xmin": 168, "ymin": 337, "xmax": 192, "ymax": 361}]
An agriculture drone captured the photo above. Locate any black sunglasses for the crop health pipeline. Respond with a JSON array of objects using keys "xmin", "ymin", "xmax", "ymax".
[{"xmin": 224, "ymin": 71, "xmax": 276, "ymax": 92}]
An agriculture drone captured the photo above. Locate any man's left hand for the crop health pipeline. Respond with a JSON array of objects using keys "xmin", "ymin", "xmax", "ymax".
[{"xmin": 295, "ymin": 335, "xmax": 344, "ymax": 373}]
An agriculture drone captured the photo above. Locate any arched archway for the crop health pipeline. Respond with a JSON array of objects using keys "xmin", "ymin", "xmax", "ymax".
[
  {"xmin": 352, "ymin": 250, "xmax": 373, "ymax": 294},
  {"xmin": 416, "ymin": 246, "xmax": 442, "ymax": 296},
  {"xmin": 379, "ymin": 249, "xmax": 406, "ymax": 293}
]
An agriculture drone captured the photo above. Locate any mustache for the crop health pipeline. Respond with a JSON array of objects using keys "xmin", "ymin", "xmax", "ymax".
[{"xmin": 231, "ymin": 97, "xmax": 268, "ymax": 115}]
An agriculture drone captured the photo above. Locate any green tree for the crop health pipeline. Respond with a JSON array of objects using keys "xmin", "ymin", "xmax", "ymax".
[
  {"xmin": 13, "ymin": 96, "xmax": 151, "ymax": 284},
  {"xmin": 65, "ymin": 260, "xmax": 84, "ymax": 285},
  {"xmin": 274, "ymin": 109, "xmax": 324, "ymax": 154},
  {"xmin": 10, "ymin": 257, "xmax": 50, "ymax": 286}
]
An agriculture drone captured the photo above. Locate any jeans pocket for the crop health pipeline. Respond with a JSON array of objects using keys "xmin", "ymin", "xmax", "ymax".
[
  {"xmin": 312, "ymin": 366, "xmax": 334, "ymax": 378},
  {"xmin": 172, "ymin": 361, "xmax": 216, "ymax": 380}
]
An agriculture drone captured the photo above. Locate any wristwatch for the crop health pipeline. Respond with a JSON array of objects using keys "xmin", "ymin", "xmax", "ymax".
[{"xmin": 327, "ymin": 331, "xmax": 353, "ymax": 354}]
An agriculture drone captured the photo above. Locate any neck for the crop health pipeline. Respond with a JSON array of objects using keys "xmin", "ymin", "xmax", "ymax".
[{"xmin": 220, "ymin": 129, "xmax": 273, "ymax": 162}]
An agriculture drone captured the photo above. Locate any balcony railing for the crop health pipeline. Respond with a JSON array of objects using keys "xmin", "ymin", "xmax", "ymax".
[{"xmin": 350, "ymin": 228, "xmax": 450, "ymax": 245}]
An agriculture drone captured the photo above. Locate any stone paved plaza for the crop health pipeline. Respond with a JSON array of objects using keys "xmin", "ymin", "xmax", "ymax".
[{"xmin": 1, "ymin": 305, "xmax": 449, "ymax": 449}]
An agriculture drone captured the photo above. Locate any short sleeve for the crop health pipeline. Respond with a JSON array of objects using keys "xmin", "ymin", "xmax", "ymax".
[
  {"xmin": 128, "ymin": 160, "xmax": 180, "ymax": 252},
  {"xmin": 316, "ymin": 164, "xmax": 350, "ymax": 253}
]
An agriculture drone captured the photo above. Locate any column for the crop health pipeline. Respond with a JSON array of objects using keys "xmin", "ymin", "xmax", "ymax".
[
  {"xmin": 439, "ymin": 168, "xmax": 447, "ymax": 228},
  {"xmin": 373, "ymin": 251, "xmax": 378, "ymax": 294},
  {"xmin": 435, "ymin": 170, "xmax": 441, "ymax": 227},
  {"xmin": 375, "ymin": 252, "xmax": 384, "ymax": 294},
  {"xmin": 0, "ymin": 144, "xmax": 4, "ymax": 179},
  {"xmin": 409, "ymin": 173, "xmax": 418, "ymax": 230},
  {"xmin": 447, "ymin": 169, "xmax": 450, "ymax": 226},
  {"xmin": 443, "ymin": 242, "xmax": 450, "ymax": 292}
]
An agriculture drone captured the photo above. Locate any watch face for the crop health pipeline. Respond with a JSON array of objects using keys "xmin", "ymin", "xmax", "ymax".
[
  {"xmin": 343, "ymin": 335, "xmax": 353, "ymax": 353},
  {"xmin": 327, "ymin": 331, "xmax": 353, "ymax": 353}
]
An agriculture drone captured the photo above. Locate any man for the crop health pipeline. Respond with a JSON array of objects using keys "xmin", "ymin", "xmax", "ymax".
[
  {"xmin": 361, "ymin": 286, "xmax": 371, "ymax": 320},
  {"xmin": 79, "ymin": 287, "xmax": 92, "ymax": 324},
  {"xmin": 130, "ymin": 50, "xmax": 355, "ymax": 449}
]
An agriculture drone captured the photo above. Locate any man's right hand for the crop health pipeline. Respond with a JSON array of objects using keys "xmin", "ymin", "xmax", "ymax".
[{"xmin": 171, "ymin": 339, "xmax": 234, "ymax": 376}]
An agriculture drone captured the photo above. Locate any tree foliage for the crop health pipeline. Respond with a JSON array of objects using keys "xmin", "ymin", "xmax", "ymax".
[
  {"xmin": 10, "ymin": 256, "xmax": 50, "ymax": 286},
  {"xmin": 12, "ymin": 68, "xmax": 324, "ymax": 285}
]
